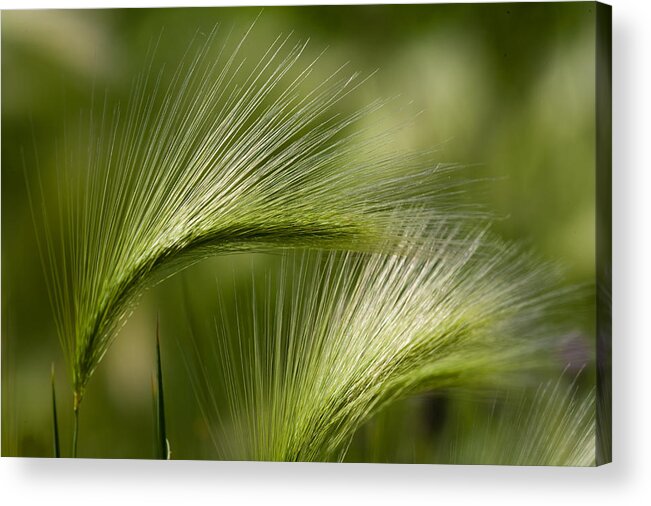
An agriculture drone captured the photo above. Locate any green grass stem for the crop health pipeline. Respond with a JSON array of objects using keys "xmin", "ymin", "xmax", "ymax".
[
  {"xmin": 155, "ymin": 318, "xmax": 170, "ymax": 460},
  {"xmin": 50, "ymin": 363, "xmax": 60, "ymax": 458}
]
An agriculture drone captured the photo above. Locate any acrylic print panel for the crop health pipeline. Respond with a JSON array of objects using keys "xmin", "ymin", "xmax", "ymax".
[{"xmin": 1, "ymin": 2, "xmax": 611, "ymax": 465}]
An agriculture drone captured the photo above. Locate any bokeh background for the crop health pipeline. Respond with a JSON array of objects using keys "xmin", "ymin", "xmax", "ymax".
[{"xmin": 2, "ymin": 3, "xmax": 597, "ymax": 460}]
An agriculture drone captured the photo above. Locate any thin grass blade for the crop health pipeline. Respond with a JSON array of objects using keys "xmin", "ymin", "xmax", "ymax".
[
  {"xmin": 50, "ymin": 363, "xmax": 60, "ymax": 458},
  {"xmin": 155, "ymin": 318, "xmax": 170, "ymax": 460}
]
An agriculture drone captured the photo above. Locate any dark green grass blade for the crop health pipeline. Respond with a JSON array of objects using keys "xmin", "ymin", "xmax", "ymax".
[
  {"xmin": 50, "ymin": 363, "xmax": 60, "ymax": 458},
  {"xmin": 155, "ymin": 318, "xmax": 170, "ymax": 459},
  {"xmin": 151, "ymin": 373, "xmax": 157, "ymax": 458}
]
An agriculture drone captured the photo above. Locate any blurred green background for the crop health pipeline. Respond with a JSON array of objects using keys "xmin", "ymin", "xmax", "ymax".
[{"xmin": 2, "ymin": 3, "xmax": 597, "ymax": 460}]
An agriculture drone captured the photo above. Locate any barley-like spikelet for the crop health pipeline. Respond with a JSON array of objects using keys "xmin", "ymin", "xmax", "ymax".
[
  {"xmin": 25, "ymin": 25, "xmax": 473, "ymax": 403},
  {"xmin": 439, "ymin": 378, "xmax": 595, "ymax": 466},
  {"xmin": 186, "ymin": 225, "xmax": 572, "ymax": 462}
]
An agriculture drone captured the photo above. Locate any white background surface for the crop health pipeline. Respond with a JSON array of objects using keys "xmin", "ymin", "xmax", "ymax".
[{"xmin": 1, "ymin": 0, "xmax": 649, "ymax": 504}]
